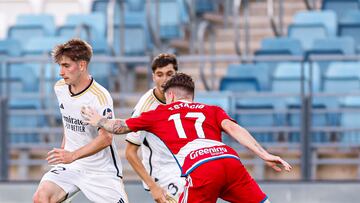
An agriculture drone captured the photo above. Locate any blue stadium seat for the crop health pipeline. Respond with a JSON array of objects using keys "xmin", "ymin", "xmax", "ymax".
[
  {"xmin": 23, "ymin": 36, "xmax": 67, "ymax": 55},
  {"xmin": 339, "ymin": 11, "xmax": 360, "ymax": 52},
  {"xmin": 0, "ymin": 39, "xmax": 22, "ymax": 56},
  {"xmin": 309, "ymin": 37, "xmax": 355, "ymax": 56},
  {"xmin": 323, "ymin": 62, "xmax": 360, "ymax": 93},
  {"xmin": 91, "ymin": 38, "xmax": 110, "ymax": 55},
  {"xmin": 235, "ymin": 98, "xmax": 283, "ymax": 142},
  {"xmin": 341, "ymin": 9, "xmax": 360, "ymax": 22},
  {"xmin": 8, "ymin": 64, "xmax": 38, "ymax": 92},
  {"xmin": 194, "ymin": 0, "xmax": 217, "ymax": 15},
  {"xmin": 254, "ymin": 38, "xmax": 301, "ymax": 80},
  {"xmin": 114, "ymin": 24, "xmax": 146, "ymax": 55},
  {"xmin": 92, "ymin": 0, "xmax": 146, "ymax": 13},
  {"xmin": 272, "ymin": 62, "xmax": 321, "ymax": 93},
  {"xmin": 219, "ymin": 77, "xmax": 260, "ymax": 93},
  {"xmin": 321, "ymin": 0, "xmax": 359, "ymax": 19},
  {"xmin": 9, "ymin": 99, "xmax": 42, "ymax": 143},
  {"xmin": 157, "ymin": 0, "xmax": 184, "ymax": 40},
  {"xmin": 306, "ymin": 37, "xmax": 356, "ymax": 78},
  {"xmin": 91, "ymin": 0, "xmax": 153, "ymax": 50},
  {"xmin": 89, "ymin": 62, "xmax": 116, "ymax": 89},
  {"xmin": 293, "ymin": 10, "xmax": 337, "ymax": 36},
  {"xmin": 195, "ymin": 91, "xmax": 234, "ymax": 115},
  {"xmin": 286, "ymin": 99, "xmax": 329, "ymax": 143},
  {"xmin": 339, "ymin": 96, "xmax": 360, "ymax": 143},
  {"xmin": 16, "ymin": 14, "xmax": 56, "ymax": 35},
  {"xmin": 91, "ymin": 0, "xmax": 109, "ymax": 12},
  {"xmin": 92, "ymin": 0, "xmax": 146, "ymax": 26},
  {"xmin": 8, "ymin": 25, "xmax": 48, "ymax": 47},
  {"xmin": 288, "ymin": 24, "xmax": 328, "ymax": 50},
  {"xmin": 256, "ymin": 37, "xmax": 303, "ymax": 56},
  {"xmin": 126, "ymin": 0, "xmax": 145, "ymax": 11},
  {"xmin": 57, "ymin": 25, "xmax": 100, "ymax": 43},
  {"xmin": 177, "ymin": 0, "xmax": 189, "ymax": 24},
  {"xmin": 57, "ymin": 13, "xmax": 106, "ymax": 40},
  {"xmin": 22, "ymin": 37, "xmax": 64, "ymax": 86},
  {"xmin": 226, "ymin": 63, "xmax": 271, "ymax": 91}
]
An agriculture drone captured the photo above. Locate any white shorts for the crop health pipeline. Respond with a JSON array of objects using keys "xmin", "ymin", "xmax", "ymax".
[
  {"xmin": 41, "ymin": 165, "xmax": 128, "ymax": 203},
  {"xmin": 145, "ymin": 174, "xmax": 185, "ymax": 202}
]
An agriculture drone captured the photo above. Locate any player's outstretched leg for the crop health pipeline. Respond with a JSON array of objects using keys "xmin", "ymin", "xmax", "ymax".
[{"xmin": 33, "ymin": 181, "xmax": 67, "ymax": 203}]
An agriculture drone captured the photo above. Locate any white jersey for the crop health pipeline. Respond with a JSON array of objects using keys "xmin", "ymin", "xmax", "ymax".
[
  {"xmin": 126, "ymin": 89, "xmax": 183, "ymax": 192},
  {"xmin": 54, "ymin": 78, "xmax": 122, "ymax": 177}
]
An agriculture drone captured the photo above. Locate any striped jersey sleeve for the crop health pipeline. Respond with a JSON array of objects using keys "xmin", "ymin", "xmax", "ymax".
[{"xmin": 126, "ymin": 89, "xmax": 157, "ymax": 145}]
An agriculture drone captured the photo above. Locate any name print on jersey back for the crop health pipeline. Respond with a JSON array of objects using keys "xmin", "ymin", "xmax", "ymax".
[{"xmin": 168, "ymin": 102, "xmax": 204, "ymax": 111}]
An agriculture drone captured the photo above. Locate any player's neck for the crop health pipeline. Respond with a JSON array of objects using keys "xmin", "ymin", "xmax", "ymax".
[
  {"xmin": 70, "ymin": 75, "xmax": 92, "ymax": 94},
  {"xmin": 174, "ymin": 98, "xmax": 192, "ymax": 103},
  {"xmin": 154, "ymin": 88, "xmax": 166, "ymax": 103}
]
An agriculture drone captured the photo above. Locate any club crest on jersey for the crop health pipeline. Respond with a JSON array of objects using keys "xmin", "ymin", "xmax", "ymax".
[{"xmin": 103, "ymin": 108, "xmax": 113, "ymax": 119}]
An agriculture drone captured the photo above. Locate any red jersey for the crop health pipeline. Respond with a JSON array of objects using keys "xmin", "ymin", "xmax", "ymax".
[{"xmin": 126, "ymin": 100, "xmax": 240, "ymax": 176}]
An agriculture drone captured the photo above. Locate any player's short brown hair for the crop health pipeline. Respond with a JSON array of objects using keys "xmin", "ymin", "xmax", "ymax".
[
  {"xmin": 52, "ymin": 38, "xmax": 93, "ymax": 64},
  {"xmin": 162, "ymin": 73, "xmax": 194, "ymax": 95},
  {"xmin": 151, "ymin": 53, "xmax": 178, "ymax": 73}
]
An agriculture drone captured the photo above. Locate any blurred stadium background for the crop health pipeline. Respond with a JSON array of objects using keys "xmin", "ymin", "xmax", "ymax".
[{"xmin": 1, "ymin": 0, "xmax": 360, "ymax": 202}]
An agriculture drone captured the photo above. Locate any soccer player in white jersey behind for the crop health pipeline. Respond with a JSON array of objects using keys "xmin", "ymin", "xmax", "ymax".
[
  {"xmin": 81, "ymin": 73, "xmax": 292, "ymax": 203},
  {"xmin": 33, "ymin": 39, "xmax": 128, "ymax": 203},
  {"xmin": 125, "ymin": 53, "xmax": 185, "ymax": 203}
]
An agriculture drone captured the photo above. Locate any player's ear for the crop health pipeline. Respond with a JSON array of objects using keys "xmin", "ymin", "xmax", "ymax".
[
  {"xmin": 170, "ymin": 91, "xmax": 175, "ymax": 103},
  {"xmin": 165, "ymin": 91, "xmax": 172, "ymax": 104},
  {"xmin": 79, "ymin": 61, "xmax": 87, "ymax": 71}
]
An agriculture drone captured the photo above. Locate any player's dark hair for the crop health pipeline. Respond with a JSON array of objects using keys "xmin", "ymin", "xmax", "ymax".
[
  {"xmin": 52, "ymin": 38, "xmax": 93, "ymax": 64},
  {"xmin": 162, "ymin": 73, "xmax": 194, "ymax": 96},
  {"xmin": 151, "ymin": 53, "xmax": 178, "ymax": 73}
]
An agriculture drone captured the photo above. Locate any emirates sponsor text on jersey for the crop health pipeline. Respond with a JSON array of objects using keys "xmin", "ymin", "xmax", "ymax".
[{"xmin": 63, "ymin": 115, "xmax": 87, "ymax": 132}]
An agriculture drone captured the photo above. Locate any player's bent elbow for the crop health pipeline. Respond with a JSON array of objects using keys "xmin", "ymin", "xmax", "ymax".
[{"xmin": 222, "ymin": 119, "xmax": 241, "ymax": 135}]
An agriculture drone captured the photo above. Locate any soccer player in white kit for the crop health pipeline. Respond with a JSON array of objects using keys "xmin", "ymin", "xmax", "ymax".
[
  {"xmin": 33, "ymin": 39, "xmax": 128, "ymax": 203},
  {"xmin": 125, "ymin": 54, "xmax": 185, "ymax": 203}
]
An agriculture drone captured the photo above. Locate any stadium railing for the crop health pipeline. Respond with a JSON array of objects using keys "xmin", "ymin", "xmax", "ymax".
[{"xmin": 2, "ymin": 54, "xmax": 360, "ymax": 180}]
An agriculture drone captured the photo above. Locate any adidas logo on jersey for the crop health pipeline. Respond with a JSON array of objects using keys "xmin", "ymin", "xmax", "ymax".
[
  {"xmin": 117, "ymin": 198, "xmax": 125, "ymax": 203},
  {"xmin": 60, "ymin": 103, "xmax": 64, "ymax": 109}
]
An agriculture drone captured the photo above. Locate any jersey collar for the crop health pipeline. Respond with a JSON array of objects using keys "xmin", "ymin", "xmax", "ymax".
[
  {"xmin": 69, "ymin": 77, "xmax": 94, "ymax": 97},
  {"xmin": 152, "ymin": 88, "xmax": 166, "ymax": 104},
  {"xmin": 177, "ymin": 99, "xmax": 192, "ymax": 103}
]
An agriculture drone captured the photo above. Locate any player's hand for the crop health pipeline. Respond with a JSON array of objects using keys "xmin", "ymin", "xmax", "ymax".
[
  {"xmin": 46, "ymin": 148, "xmax": 75, "ymax": 165},
  {"xmin": 149, "ymin": 184, "xmax": 169, "ymax": 203},
  {"xmin": 81, "ymin": 106, "xmax": 102, "ymax": 127},
  {"xmin": 263, "ymin": 154, "xmax": 292, "ymax": 172}
]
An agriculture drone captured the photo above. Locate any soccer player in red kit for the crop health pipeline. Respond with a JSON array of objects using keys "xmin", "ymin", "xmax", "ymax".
[{"xmin": 81, "ymin": 73, "xmax": 292, "ymax": 203}]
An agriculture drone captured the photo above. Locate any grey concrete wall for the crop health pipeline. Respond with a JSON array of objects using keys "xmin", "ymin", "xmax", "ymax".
[{"xmin": 1, "ymin": 182, "xmax": 359, "ymax": 203}]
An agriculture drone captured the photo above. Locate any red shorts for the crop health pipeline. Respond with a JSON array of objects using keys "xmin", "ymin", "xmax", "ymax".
[{"xmin": 179, "ymin": 158, "xmax": 267, "ymax": 203}]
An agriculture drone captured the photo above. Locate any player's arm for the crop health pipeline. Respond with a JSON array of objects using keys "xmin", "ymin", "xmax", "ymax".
[
  {"xmin": 60, "ymin": 133, "xmax": 65, "ymax": 149},
  {"xmin": 125, "ymin": 142, "xmax": 167, "ymax": 203},
  {"xmin": 47, "ymin": 128, "xmax": 113, "ymax": 164},
  {"xmin": 80, "ymin": 106, "xmax": 131, "ymax": 134},
  {"xmin": 221, "ymin": 119, "xmax": 292, "ymax": 172}
]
